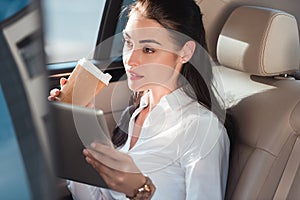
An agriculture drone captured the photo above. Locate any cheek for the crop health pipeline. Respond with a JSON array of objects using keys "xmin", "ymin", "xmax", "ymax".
[
  {"xmin": 147, "ymin": 52, "xmax": 179, "ymax": 67},
  {"xmin": 122, "ymin": 54, "xmax": 130, "ymax": 67},
  {"xmin": 151, "ymin": 53, "xmax": 181, "ymax": 80},
  {"xmin": 142, "ymin": 64, "xmax": 179, "ymax": 85}
]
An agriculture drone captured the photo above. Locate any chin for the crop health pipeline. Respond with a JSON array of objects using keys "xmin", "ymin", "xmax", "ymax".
[
  {"xmin": 128, "ymin": 84, "xmax": 142, "ymax": 92},
  {"xmin": 128, "ymin": 83, "xmax": 150, "ymax": 92}
]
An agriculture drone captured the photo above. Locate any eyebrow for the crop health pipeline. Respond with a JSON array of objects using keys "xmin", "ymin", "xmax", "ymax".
[
  {"xmin": 123, "ymin": 30, "xmax": 162, "ymax": 45},
  {"xmin": 139, "ymin": 39, "xmax": 161, "ymax": 45}
]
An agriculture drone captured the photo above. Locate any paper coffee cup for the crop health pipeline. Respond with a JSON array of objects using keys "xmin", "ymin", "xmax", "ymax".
[{"xmin": 59, "ymin": 58, "xmax": 112, "ymax": 106}]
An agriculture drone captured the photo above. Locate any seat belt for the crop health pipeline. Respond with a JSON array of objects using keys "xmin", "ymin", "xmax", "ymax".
[{"xmin": 273, "ymin": 137, "xmax": 300, "ymax": 200}]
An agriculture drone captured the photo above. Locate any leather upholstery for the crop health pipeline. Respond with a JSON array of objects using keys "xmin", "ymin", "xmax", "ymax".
[
  {"xmin": 290, "ymin": 100, "xmax": 300, "ymax": 135},
  {"xmin": 213, "ymin": 5, "xmax": 300, "ymax": 200},
  {"xmin": 217, "ymin": 6, "xmax": 300, "ymax": 76},
  {"xmin": 225, "ymin": 79, "xmax": 300, "ymax": 199}
]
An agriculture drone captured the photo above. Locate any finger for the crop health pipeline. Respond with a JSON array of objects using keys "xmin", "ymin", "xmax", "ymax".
[
  {"xmin": 87, "ymin": 147, "xmax": 140, "ymax": 173},
  {"xmin": 55, "ymin": 96, "xmax": 61, "ymax": 101},
  {"xmin": 91, "ymin": 142, "xmax": 111, "ymax": 153},
  {"xmin": 91, "ymin": 142, "xmax": 130, "ymax": 162},
  {"xmin": 86, "ymin": 148, "xmax": 121, "ymax": 170},
  {"xmin": 50, "ymin": 88, "xmax": 60, "ymax": 97},
  {"xmin": 83, "ymin": 149, "xmax": 97, "ymax": 161},
  {"xmin": 85, "ymin": 155, "xmax": 99, "ymax": 169},
  {"xmin": 84, "ymin": 151, "xmax": 114, "ymax": 178},
  {"xmin": 48, "ymin": 96, "xmax": 55, "ymax": 101},
  {"xmin": 60, "ymin": 77, "xmax": 67, "ymax": 86},
  {"xmin": 85, "ymin": 155, "xmax": 126, "ymax": 185},
  {"xmin": 83, "ymin": 148, "xmax": 90, "ymax": 157},
  {"xmin": 86, "ymin": 102, "xmax": 95, "ymax": 108},
  {"xmin": 89, "ymin": 143, "xmax": 121, "ymax": 161},
  {"xmin": 83, "ymin": 149, "xmax": 105, "ymax": 168}
]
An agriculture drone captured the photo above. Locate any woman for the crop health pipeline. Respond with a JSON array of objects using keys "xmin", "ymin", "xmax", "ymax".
[{"xmin": 50, "ymin": 0, "xmax": 230, "ymax": 199}]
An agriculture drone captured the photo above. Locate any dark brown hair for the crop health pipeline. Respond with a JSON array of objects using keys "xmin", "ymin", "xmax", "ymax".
[{"xmin": 112, "ymin": 0, "xmax": 232, "ymax": 148}]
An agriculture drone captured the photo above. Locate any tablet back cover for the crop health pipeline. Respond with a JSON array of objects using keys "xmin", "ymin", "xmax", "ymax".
[{"xmin": 49, "ymin": 102, "xmax": 112, "ymax": 188}]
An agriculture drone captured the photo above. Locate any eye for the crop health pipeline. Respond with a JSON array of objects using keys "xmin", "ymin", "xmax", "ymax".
[
  {"xmin": 143, "ymin": 47, "xmax": 155, "ymax": 54},
  {"xmin": 122, "ymin": 38, "xmax": 133, "ymax": 50}
]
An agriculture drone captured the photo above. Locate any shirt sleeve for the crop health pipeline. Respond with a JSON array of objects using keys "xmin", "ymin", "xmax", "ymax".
[
  {"xmin": 68, "ymin": 180, "xmax": 128, "ymax": 200},
  {"xmin": 180, "ymin": 113, "xmax": 230, "ymax": 200},
  {"xmin": 67, "ymin": 180, "xmax": 102, "ymax": 200}
]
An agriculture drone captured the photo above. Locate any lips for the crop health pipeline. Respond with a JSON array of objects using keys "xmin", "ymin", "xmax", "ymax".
[{"xmin": 127, "ymin": 70, "xmax": 144, "ymax": 80}]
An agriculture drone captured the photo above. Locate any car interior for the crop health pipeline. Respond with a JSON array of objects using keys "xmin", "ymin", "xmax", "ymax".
[
  {"xmin": 85, "ymin": 0, "xmax": 300, "ymax": 199},
  {"xmin": 78, "ymin": 1, "xmax": 300, "ymax": 198},
  {"xmin": 0, "ymin": 0, "xmax": 299, "ymax": 199}
]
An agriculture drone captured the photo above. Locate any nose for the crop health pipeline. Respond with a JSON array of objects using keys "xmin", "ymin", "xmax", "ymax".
[{"xmin": 124, "ymin": 49, "xmax": 140, "ymax": 68}]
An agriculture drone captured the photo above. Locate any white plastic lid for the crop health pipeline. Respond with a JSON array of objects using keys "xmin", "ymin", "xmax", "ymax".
[{"xmin": 78, "ymin": 58, "xmax": 112, "ymax": 85}]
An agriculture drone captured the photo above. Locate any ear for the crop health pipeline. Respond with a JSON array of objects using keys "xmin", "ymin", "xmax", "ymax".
[{"xmin": 180, "ymin": 41, "xmax": 196, "ymax": 64}]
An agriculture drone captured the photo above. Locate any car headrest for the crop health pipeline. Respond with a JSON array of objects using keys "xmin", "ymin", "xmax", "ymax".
[{"xmin": 217, "ymin": 6, "xmax": 300, "ymax": 76}]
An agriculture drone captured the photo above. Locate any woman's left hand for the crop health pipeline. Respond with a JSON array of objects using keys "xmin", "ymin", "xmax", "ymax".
[{"xmin": 83, "ymin": 142, "xmax": 146, "ymax": 197}]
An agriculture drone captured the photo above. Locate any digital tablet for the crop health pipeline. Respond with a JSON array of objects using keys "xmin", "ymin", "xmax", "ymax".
[{"xmin": 49, "ymin": 101, "xmax": 113, "ymax": 188}]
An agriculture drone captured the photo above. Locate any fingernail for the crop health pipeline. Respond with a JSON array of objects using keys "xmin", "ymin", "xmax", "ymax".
[
  {"xmin": 91, "ymin": 143, "xmax": 96, "ymax": 148},
  {"xmin": 83, "ymin": 149, "xmax": 88, "ymax": 155},
  {"xmin": 85, "ymin": 157, "xmax": 92, "ymax": 164}
]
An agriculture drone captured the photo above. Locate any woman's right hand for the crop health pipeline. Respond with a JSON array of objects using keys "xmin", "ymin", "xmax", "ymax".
[
  {"xmin": 47, "ymin": 77, "xmax": 94, "ymax": 108},
  {"xmin": 83, "ymin": 142, "xmax": 155, "ymax": 198},
  {"xmin": 48, "ymin": 77, "xmax": 67, "ymax": 101}
]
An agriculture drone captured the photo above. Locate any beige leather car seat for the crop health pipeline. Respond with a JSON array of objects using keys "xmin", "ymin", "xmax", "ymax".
[{"xmin": 212, "ymin": 6, "xmax": 300, "ymax": 199}]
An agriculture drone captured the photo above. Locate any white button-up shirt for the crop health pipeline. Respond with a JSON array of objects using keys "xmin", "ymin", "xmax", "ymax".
[{"xmin": 69, "ymin": 88, "xmax": 230, "ymax": 200}]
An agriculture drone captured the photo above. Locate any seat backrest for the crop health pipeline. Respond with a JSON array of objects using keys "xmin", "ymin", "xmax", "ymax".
[{"xmin": 213, "ymin": 6, "xmax": 300, "ymax": 199}]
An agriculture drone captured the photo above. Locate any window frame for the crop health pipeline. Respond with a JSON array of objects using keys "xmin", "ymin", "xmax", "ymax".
[{"xmin": 47, "ymin": 0, "xmax": 126, "ymax": 88}]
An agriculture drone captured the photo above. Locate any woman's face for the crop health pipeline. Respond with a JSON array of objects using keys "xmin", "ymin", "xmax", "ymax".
[{"xmin": 123, "ymin": 12, "xmax": 183, "ymax": 92}]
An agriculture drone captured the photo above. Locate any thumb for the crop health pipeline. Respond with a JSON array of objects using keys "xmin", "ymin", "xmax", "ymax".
[{"xmin": 60, "ymin": 77, "xmax": 67, "ymax": 87}]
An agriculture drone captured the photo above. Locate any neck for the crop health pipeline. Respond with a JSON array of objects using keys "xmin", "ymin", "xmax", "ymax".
[{"xmin": 148, "ymin": 86, "xmax": 176, "ymax": 111}]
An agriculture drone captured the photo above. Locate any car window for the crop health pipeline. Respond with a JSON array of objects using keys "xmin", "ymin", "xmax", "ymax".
[
  {"xmin": 94, "ymin": 0, "xmax": 135, "ymax": 64},
  {"xmin": 42, "ymin": 0, "xmax": 105, "ymax": 64},
  {"xmin": 111, "ymin": 0, "xmax": 136, "ymax": 61}
]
